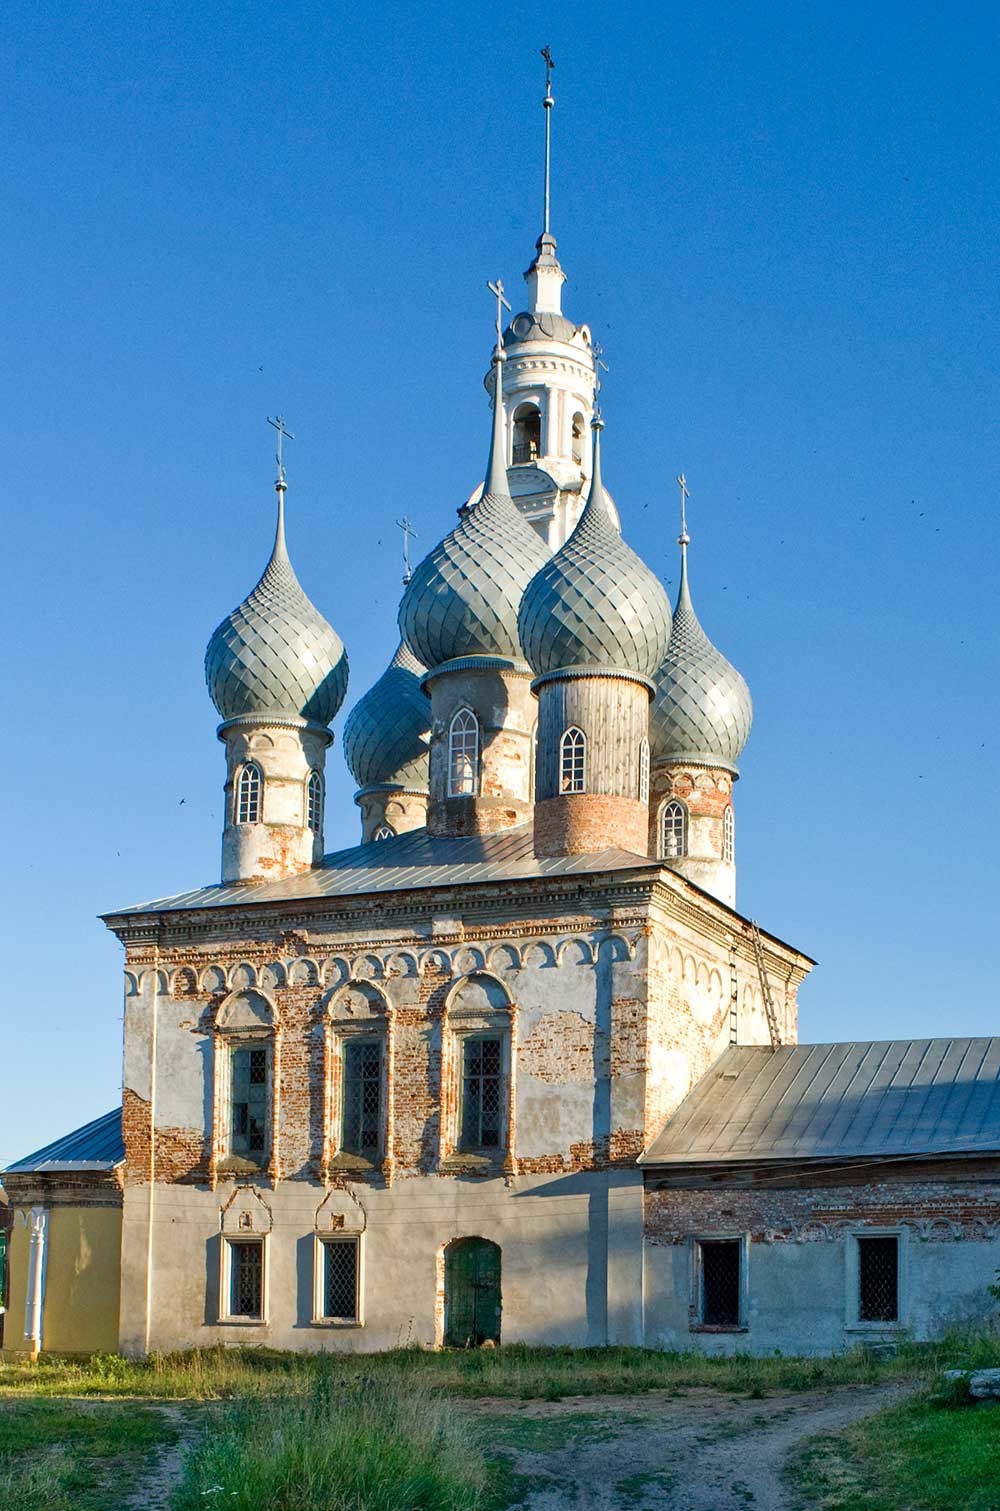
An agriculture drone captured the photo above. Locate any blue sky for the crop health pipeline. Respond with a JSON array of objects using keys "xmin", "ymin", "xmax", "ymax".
[{"xmin": 2, "ymin": 1, "xmax": 998, "ymax": 1164}]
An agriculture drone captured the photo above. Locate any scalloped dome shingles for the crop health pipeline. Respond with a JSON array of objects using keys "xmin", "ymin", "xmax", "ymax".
[
  {"xmin": 342, "ymin": 640, "xmax": 431, "ymax": 791},
  {"xmin": 517, "ymin": 430, "xmax": 671, "ymax": 679},
  {"xmin": 650, "ymin": 553, "xmax": 753, "ymax": 770},
  {"xmin": 205, "ymin": 503, "xmax": 349, "ymax": 726}
]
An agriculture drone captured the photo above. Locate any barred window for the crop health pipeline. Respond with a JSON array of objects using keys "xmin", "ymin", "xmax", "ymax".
[
  {"xmin": 638, "ymin": 737, "xmax": 650, "ymax": 803},
  {"xmin": 372, "ymin": 824, "xmax": 394, "ymax": 842},
  {"xmin": 661, "ymin": 799, "xmax": 687, "ymax": 859},
  {"xmin": 559, "ymin": 727, "xmax": 587, "ymax": 793},
  {"xmin": 448, "ymin": 708, "xmax": 480, "ymax": 797},
  {"xmin": 228, "ymin": 1239, "xmax": 264, "ymax": 1320},
  {"xmin": 460, "ymin": 1035, "xmax": 503, "ymax": 1150},
  {"xmin": 723, "ymin": 805, "xmax": 735, "ymax": 864},
  {"xmin": 858, "ymin": 1236, "xmax": 899, "ymax": 1322},
  {"xmin": 230, "ymin": 1044, "xmax": 268, "ymax": 1164},
  {"xmin": 320, "ymin": 1237, "xmax": 360, "ymax": 1323},
  {"xmin": 236, "ymin": 762, "xmax": 263, "ymax": 824},
  {"xmin": 307, "ymin": 769, "xmax": 323, "ymax": 834},
  {"xmin": 698, "ymin": 1239, "xmax": 741, "ymax": 1327},
  {"xmin": 341, "ymin": 1038, "xmax": 382, "ymax": 1157}
]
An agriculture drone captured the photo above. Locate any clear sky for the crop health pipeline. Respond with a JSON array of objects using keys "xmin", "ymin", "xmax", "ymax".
[{"xmin": 2, "ymin": 1, "xmax": 998, "ymax": 1165}]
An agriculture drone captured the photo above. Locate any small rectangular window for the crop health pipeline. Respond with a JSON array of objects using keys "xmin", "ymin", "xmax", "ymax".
[
  {"xmin": 230, "ymin": 1045, "xmax": 268, "ymax": 1163},
  {"xmin": 699, "ymin": 1239, "xmax": 741, "ymax": 1326},
  {"xmin": 460, "ymin": 1034, "xmax": 503, "ymax": 1150},
  {"xmin": 342, "ymin": 1038, "xmax": 382, "ymax": 1157},
  {"xmin": 319, "ymin": 1237, "xmax": 360, "ymax": 1323},
  {"xmin": 228, "ymin": 1239, "xmax": 264, "ymax": 1320},
  {"xmin": 857, "ymin": 1236, "xmax": 899, "ymax": 1322}
]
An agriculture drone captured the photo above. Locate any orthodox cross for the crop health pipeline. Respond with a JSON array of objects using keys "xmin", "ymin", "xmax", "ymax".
[
  {"xmin": 267, "ymin": 414, "xmax": 295, "ymax": 484},
  {"xmin": 677, "ymin": 473, "xmax": 691, "ymax": 543},
  {"xmin": 487, "ymin": 278, "xmax": 511, "ymax": 351},
  {"xmin": 540, "ymin": 46, "xmax": 555, "ymax": 236},
  {"xmin": 592, "ymin": 338, "xmax": 609, "ymax": 417},
  {"xmin": 396, "ymin": 515, "xmax": 418, "ymax": 585}
]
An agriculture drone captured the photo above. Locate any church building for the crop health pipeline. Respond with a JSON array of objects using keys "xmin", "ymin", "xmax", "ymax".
[{"xmin": 5, "ymin": 69, "xmax": 1000, "ymax": 1361}]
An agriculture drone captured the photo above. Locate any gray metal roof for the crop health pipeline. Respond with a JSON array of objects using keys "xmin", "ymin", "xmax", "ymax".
[
  {"xmin": 5, "ymin": 1108, "xmax": 124, "ymax": 1174},
  {"xmin": 342, "ymin": 639, "xmax": 430, "ymax": 792},
  {"xmin": 106, "ymin": 823, "xmax": 655, "ymax": 918},
  {"xmin": 504, "ymin": 310, "xmax": 579, "ymax": 345},
  {"xmin": 641, "ymin": 1038, "xmax": 1000, "ymax": 1166}
]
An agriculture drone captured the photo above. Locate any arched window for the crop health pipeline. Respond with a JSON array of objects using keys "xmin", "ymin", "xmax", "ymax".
[
  {"xmin": 307, "ymin": 769, "xmax": 323, "ymax": 834},
  {"xmin": 571, "ymin": 412, "xmax": 585, "ymax": 465},
  {"xmin": 512, "ymin": 403, "xmax": 541, "ymax": 465},
  {"xmin": 660, "ymin": 799, "xmax": 687, "ymax": 859},
  {"xmin": 723, "ymin": 805, "xmax": 735, "ymax": 864},
  {"xmin": 372, "ymin": 824, "xmax": 394, "ymax": 842},
  {"xmin": 638, "ymin": 738, "xmax": 650, "ymax": 804},
  {"xmin": 559, "ymin": 727, "xmax": 587, "ymax": 793},
  {"xmin": 448, "ymin": 708, "xmax": 480, "ymax": 797},
  {"xmin": 236, "ymin": 762, "xmax": 263, "ymax": 825}
]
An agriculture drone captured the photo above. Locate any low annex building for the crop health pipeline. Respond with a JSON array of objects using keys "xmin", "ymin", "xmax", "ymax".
[{"xmin": 5, "ymin": 77, "xmax": 997, "ymax": 1360}]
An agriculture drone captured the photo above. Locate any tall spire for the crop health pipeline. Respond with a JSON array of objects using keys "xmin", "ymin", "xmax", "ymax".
[
  {"xmin": 676, "ymin": 472, "xmax": 692, "ymax": 599},
  {"xmin": 485, "ymin": 277, "xmax": 512, "ymax": 496},
  {"xmin": 524, "ymin": 47, "xmax": 566, "ymax": 317},
  {"xmin": 541, "ymin": 45, "xmax": 554, "ymax": 240}
]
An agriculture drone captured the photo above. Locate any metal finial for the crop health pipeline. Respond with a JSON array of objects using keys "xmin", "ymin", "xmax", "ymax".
[
  {"xmin": 267, "ymin": 414, "xmax": 295, "ymax": 490},
  {"xmin": 591, "ymin": 339, "xmax": 609, "ymax": 423},
  {"xmin": 487, "ymin": 277, "xmax": 512, "ymax": 356},
  {"xmin": 540, "ymin": 46, "xmax": 555, "ymax": 238},
  {"xmin": 677, "ymin": 473, "xmax": 691, "ymax": 546},
  {"xmin": 396, "ymin": 516, "xmax": 418, "ymax": 586}
]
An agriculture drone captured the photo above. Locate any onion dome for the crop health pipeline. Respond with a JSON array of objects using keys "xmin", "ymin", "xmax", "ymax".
[
  {"xmin": 205, "ymin": 492, "xmax": 348, "ymax": 726},
  {"xmin": 650, "ymin": 543, "xmax": 752, "ymax": 771},
  {"xmin": 518, "ymin": 423, "xmax": 672, "ymax": 678},
  {"xmin": 342, "ymin": 640, "xmax": 430, "ymax": 791},
  {"xmin": 398, "ymin": 349, "xmax": 550, "ymax": 669}
]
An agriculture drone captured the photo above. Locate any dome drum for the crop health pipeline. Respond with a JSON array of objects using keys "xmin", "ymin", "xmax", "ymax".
[{"xmin": 425, "ymin": 658, "xmax": 536, "ymax": 839}]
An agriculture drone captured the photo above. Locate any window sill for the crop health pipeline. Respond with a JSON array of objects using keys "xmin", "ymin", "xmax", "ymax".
[
  {"xmin": 328, "ymin": 1152, "xmax": 381, "ymax": 1174},
  {"xmin": 311, "ymin": 1317, "xmax": 364, "ymax": 1328},
  {"xmin": 217, "ymin": 1316, "xmax": 267, "ymax": 1327},
  {"xmin": 217, "ymin": 1158, "xmax": 269, "ymax": 1179},
  {"xmin": 439, "ymin": 1152, "xmax": 504, "ymax": 1177},
  {"xmin": 844, "ymin": 1322, "xmax": 904, "ymax": 1333},
  {"xmin": 689, "ymin": 1323, "xmax": 748, "ymax": 1334}
]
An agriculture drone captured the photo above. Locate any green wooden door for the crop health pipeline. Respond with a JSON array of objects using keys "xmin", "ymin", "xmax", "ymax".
[{"xmin": 444, "ymin": 1238, "xmax": 501, "ymax": 1347}]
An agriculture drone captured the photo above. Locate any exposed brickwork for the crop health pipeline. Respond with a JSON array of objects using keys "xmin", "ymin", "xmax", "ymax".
[
  {"xmin": 428, "ymin": 794, "xmax": 527, "ymax": 837},
  {"xmin": 534, "ymin": 794, "xmax": 649, "ymax": 857},
  {"xmin": 520, "ymin": 1011, "xmax": 595, "ymax": 1082},
  {"xmin": 122, "ymin": 1087, "xmax": 151, "ymax": 1187}
]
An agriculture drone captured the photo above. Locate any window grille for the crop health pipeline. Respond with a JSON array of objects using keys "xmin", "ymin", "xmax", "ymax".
[
  {"xmin": 560, "ymin": 727, "xmax": 586, "ymax": 793},
  {"xmin": 661, "ymin": 800, "xmax": 687, "ymax": 859},
  {"xmin": 512, "ymin": 404, "xmax": 541, "ymax": 465},
  {"xmin": 231, "ymin": 1045, "xmax": 268, "ymax": 1162},
  {"xmin": 858, "ymin": 1236, "xmax": 899, "ymax": 1322},
  {"xmin": 229, "ymin": 1239, "xmax": 263, "ymax": 1319},
  {"xmin": 342, "ymin": 1039, "xmax": 381, "ymax": 1157},
  {"xmin": 699, "ymin": 1240, "xmax": 741, "ymax": 1326},
  {"xmin": 372, "ymin": 824, "xmax": 394, "ymax": 842},
  {"xmin": 639, "ymin": 738, "xmax": 650, "ymax": 803},
  {"xmin": 460, "ymin": 1035, "xmax": 503, "ymax": 1150},
  {"xmin": 236, "ymin": 762, "xmax": 263, "ymax": 825},
  {"xmin": 321, "ymin": 1238, "xmax": 359, "ymax": 1322},
  {"xmin": 448, "ymin": 709, "xmax": 480, "ymax": 797},
  {"xmin": 723, "ymin": 805, "xmax": 735, "ymax": 864},
  {"xmin": 307, "ymin": 769, "xmax": 323, "ymax": 834}
]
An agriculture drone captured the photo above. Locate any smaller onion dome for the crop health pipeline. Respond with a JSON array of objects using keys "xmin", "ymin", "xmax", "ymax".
[
  {"xmin": 650, "ymin": 544, "xmax": 752, "ymax": 771},
  {"xmin": 518, "ymin": 423, "xmax": 672, "ymax": 679},
  {"xmin": 399, "ymin": 349, "xmax": 550, "ymax": 670},
  {"xmin": 205, "ymin": 493, "xmax": 348, "ymax": 726},
  {"xmin": 342, "ymin": 640, "xmax": 430, "ymax": 792}
]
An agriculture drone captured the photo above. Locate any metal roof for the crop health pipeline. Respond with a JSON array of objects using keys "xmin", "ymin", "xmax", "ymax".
[
  {"xmin": 641, "ymin": 1038, "xmax": 1000, "ymax": 1166},
  {"xmin": 4, "ymin": 1108, "xmax": 124, "ymax": 1174},
  {"xmin": 106, "ymin": 823, "xmax": 656, "ymax": 918}
]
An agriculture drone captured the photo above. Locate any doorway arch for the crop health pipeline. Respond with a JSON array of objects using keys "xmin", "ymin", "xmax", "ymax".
[{"xmin": 444, "ymin": 1237, "xmax": 501, "ymax": 1347}]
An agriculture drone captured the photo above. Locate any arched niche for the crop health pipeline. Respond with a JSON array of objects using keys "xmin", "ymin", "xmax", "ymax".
[
  {"xmin": 216, "ymin": 988, "xmax": 277, "ymax": 1032},
  {"xmin": 325, "ymin": 981, "xmax": 388, "ymax": 1023}
]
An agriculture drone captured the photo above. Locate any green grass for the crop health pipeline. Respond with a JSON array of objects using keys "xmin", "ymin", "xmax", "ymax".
[{"xmin": 0, "ymin": 1399, "xmax": 178, "ymax": 1510}]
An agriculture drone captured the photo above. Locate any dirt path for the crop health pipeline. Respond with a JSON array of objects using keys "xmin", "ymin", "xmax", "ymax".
[
  {"xmin": 466, "ymin": 1383, "xmax": 912, "ymax": 1511},
  {"xmin": 124, "ymin": 1403, "xmax": 197, "ymax": 1511}
]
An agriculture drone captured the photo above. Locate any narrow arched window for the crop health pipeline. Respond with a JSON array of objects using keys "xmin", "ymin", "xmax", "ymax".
[
  {"xmin": 723, "ymin": 805, "xmax": 735, "ymax": 864},
  {"xmin": 512, "ymin": 403, "xmax": 541, "ymax": 465},
  {"xmin": 571, "ymin": 412, "xmax": 585, "ymax": 465},
  {"xmin": 307, "ymin": 769, "xmax": 323, "ymax": 834},
  {"xmin": 372, "ymin": 824, "xmax": 394, "ymax": 842},
  {"xmin": 448, "ymin": 709, "xmax": 480, "ymax": 797},
  {"xmin": 559, "ymin": 727, "xmax": 587, "ymax": 793},
  {"xmin": 661, "ymin": 800, "xmax": 687, "ymax": 859},
  {"xmin": 638, "ymin": 738, "xmax": 650, "ymax": 804},
  {"xmin": 236, "ymin": 762, "xmax": 263, "ymax": 825}
]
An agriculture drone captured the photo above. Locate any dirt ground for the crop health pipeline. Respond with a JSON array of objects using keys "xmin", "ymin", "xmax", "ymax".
[{"xmin": 466, "ymin": 1383, "xmax": 912, "ymax": 1510}]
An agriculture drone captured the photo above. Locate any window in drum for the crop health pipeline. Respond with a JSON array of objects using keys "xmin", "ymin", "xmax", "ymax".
[
  {"xmin": 638, "ymin": 737, "xmax": 650, "ymax": 803},
  {"xmin": 230, "ymin": 1045, "xmax": 268, "ymax": 1164},
  {"xmin": 307, "ymin": 769, "xmax": 323, "ymax": 834},
  {"xmin": 560, "ymin": 727, "xmax": 586, "ymax": 793},
  {"xmin": 723, "ymin": 804, "xmax": 735, "ymax": 864},
  {"xmin": 460, "ymin": 1035, "xmax": 503, "ymax": 1151},
  {"xmin": 661, "ymin": 800, "xmax": 687, "ymax": 859},
  {"xmin": 320, "ymin": 1236, "xmax": 360, "ymax": 1323},
  {"xmin": 228, "ymin": 1238, "xmax": 264, "ymax": 1320},
  {"xmin": 341, "ymin": 1038, "xmax": 382, "ymax": 1158},
  {"xmin": 571, "ymin": 412, "xmax": 585, "ymax": 465},
  {"xmin": 372, "ymin": 824, "xmax": 394, "ymax": 842},
  {"xmin": 698, "ymin": 1239, "xmax": 741, "ymax": 1327},
  {"xmin": 448, "ymin": 708, "xmax": 480, "ymax": 797},
  {"xmin": 857, "ymin": 1236, "xmax": 899, "ymax": 1322},
  {"xmin": 236, "ymin": 762, "xmax": 263, "ymax": 824}
]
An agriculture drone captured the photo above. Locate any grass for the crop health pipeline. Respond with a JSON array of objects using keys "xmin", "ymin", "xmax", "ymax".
[{"xmin": 0, "ymin": 1399, "xmax": 178, "ymax": 1510}]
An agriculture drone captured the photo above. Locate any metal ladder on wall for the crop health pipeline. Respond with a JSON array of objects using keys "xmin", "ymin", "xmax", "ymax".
[{"xmin": 749, "ymin": 921, "xmax": 782, "ymax": 1050}]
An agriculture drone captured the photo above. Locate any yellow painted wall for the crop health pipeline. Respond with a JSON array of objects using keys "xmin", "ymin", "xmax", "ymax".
[{"xmin": 3, "ymin": 1207, "xmax": 121, "ymax": 1355}]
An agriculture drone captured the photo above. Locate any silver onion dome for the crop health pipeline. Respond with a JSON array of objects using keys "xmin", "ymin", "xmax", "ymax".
[
  {"xmin": 342, "ymin": 640, "xmax": 430, "ymax": 791},
  {"xmin": 650, "ymin": 546, "xmax": 752, "ymax": 771},
  {"xmin": 518, "ymin": 425, "xmax": 672, "ymax": 678},
  {"xmin": 399, "ymin": 351, "xmax": 550, "ymax": 669},
  {"xmin": 205, "ymin": 494, "xmax": 349, "ymax": 726}
]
